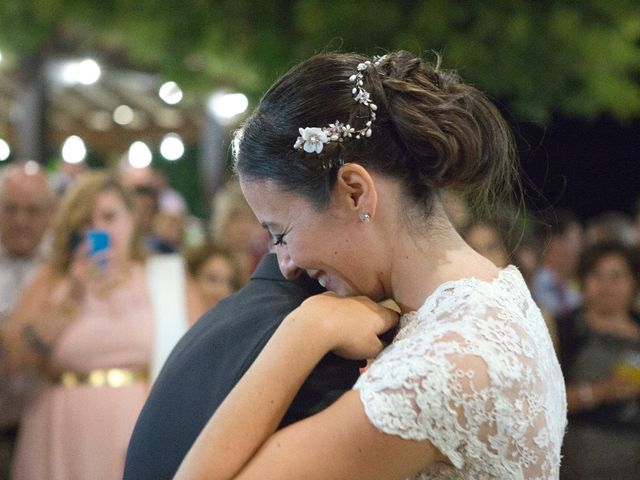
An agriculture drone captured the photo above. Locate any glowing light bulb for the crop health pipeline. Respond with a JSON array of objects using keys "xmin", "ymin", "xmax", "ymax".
[
  {"xmin": 160, "ymin": 133, "xmax": 185, "ymax": 161},
  {"xmin": 0, "ymin": 138, "xmax": 10, "ymax": 160},
  {"xmin": 128, "ymin": 141, "xmax": 152, "ymax": 168},
  {"xmin": 61, "ymin": 135, "xmax": 87, "ymax": 164},
  {"xmin": 207, "ymin": 92, "xmax": 248, "ymax": 123},
  {"xmin": 113, "ymin": 105, "xmax": 134, "ymax": 125},
  {"xmin": 159, "ymin": 81, "xmax": 183, "ymax": 105}
]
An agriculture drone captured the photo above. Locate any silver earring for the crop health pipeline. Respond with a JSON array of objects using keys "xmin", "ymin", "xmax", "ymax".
[{"xmin": 360, "ymin": 211, "xmax": 371, "ymax": 223}]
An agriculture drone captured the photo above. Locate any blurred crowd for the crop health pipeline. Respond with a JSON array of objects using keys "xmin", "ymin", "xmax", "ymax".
[
  {"xmin": 0, "ymin": 159, "xmax": 638, "ymax": 478},
  {"xmin": 0, "ymin": 160, "xmax": 269, "ymax": 479}
]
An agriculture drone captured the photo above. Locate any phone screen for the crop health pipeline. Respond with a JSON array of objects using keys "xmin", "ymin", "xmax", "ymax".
[
  {"xmin": 85, "ymin": 230, "xmax": 110, "ymax": 256},
  {"xmin": 85, "ymin": 230, "xmax": 110, "ymax": 268}
]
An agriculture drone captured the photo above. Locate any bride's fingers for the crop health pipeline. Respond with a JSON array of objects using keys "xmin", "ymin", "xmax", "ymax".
[{"xmin": 375, "ymin": 307, "xmax": 400, "ymax": 334}]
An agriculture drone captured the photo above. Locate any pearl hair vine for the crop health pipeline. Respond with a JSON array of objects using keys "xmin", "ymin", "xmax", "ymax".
[{"xmin": 293, "ymin": 55, "xmax": 387, "ymax": 155}]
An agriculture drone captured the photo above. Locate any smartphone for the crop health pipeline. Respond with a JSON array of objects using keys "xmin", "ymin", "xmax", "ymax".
[
  {"xmin": 85, "ymin": 230, "xmax": 110, "ymax": 268},
  {"xmin": 69, "ymin": 231, "xmax": 82, "ymax": 255}
]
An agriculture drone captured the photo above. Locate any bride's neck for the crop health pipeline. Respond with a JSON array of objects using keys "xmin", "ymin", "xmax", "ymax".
[{"xmin": 388, "ymin": 210, "xmax": 499, "ymax": 314}]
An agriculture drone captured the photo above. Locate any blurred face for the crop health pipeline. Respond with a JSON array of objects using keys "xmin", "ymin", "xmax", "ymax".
[
  {"xmin": 240, "ymin": 179, "xmax": 379, "ymax": 298},
  {"xmin": 562, "ymin": 223, "xmax": 584, "ymax": 270},
  {"xmin": 153, "ymin": 212, "xmax": 184, "ymax": 249},
  {"xmin": 223, "ymin": 205, "xmax": 265, "ymax": 253},
  {"xmin": 195, "ymin": 254, "xmax": 236, "ymax": 308},
  {"xmin": 583, "ymin": 253, "xmax": 636, "ymax": 314},
  {"xmin": 0, "ymin": 174, "xmax": 51, "ymax": 257},
  {"xmin": 89, "ymin": 189, "xmax": 135, "ymax": 260},
  {"xmin": 132, "ymin": 187, "xmax": 158, "ymax": 235},
  {"xmin": 465, "ymin": 223, "xmax": 508, "ymax": 268}
]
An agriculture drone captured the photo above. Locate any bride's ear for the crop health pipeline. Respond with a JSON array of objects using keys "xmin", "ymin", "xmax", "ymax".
[{"xmin": 334, "ymin": 163, "xmax": 377, "ymax": 220}]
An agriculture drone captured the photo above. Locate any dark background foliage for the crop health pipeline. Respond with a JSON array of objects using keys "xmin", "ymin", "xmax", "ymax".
[{"xmin": 0, "ymin": 0, "xmax": 638, "ymax": 218}]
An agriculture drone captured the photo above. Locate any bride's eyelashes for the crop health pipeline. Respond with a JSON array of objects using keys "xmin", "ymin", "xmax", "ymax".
[{"xmin": 273, "ymin": 233, "xmax": 287, "ymax": 246}]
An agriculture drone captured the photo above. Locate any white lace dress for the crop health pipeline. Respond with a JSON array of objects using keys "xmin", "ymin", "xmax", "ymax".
[{"xmin": 354, "ymin": 266, "xmax": 567, "ymax": 479}]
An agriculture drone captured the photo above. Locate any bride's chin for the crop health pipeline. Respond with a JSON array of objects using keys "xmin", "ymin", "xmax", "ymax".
[{"xmin": 331, "ymin": 283, "xmax": 362, "ymax": 298}]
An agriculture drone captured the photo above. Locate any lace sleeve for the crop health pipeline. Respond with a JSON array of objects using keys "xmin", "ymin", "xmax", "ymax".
[
  {"xmin": 355, "ymin": 330, "xmax": 493, "ymax": 469},
  {"xmin": 353, "ymin": 283, "xmax": 566, "ymax": 479}
]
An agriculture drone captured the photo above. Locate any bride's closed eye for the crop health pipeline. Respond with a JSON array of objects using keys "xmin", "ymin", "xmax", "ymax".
[{"xmin": 273, "ymin": 233, "xmax": 287, "ymax": 246}]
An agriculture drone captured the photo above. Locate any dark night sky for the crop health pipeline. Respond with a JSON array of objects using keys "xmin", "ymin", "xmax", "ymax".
[{"xmin": 516, "ymin": 116, "xmax": 640, "ymax": 222}]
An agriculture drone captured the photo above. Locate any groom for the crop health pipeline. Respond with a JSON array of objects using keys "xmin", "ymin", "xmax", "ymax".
[{"xmin": 124, "ymin": 253, "xmax": 363, "ymax": 479}]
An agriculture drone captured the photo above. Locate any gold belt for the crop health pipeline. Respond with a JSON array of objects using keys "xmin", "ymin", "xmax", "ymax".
[{"xmin": 56, "ymin": 368, "xmax": 148, "ymax": 389}]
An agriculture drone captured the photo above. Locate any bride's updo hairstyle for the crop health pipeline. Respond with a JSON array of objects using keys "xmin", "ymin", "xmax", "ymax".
[{"xmin": 234, "ymin": 51, "xmax": 517, "ymax": 217}]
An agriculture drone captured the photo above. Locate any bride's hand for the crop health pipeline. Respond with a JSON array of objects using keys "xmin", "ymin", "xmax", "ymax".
[{"xmin": 293, "ymin": 293, "xmax": 400, "ymax": 360}]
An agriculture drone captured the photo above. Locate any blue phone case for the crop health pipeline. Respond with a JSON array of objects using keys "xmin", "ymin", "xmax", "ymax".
[{"xmin": 85, "ymin": 230, "xmax": 110, "ymax": 257}]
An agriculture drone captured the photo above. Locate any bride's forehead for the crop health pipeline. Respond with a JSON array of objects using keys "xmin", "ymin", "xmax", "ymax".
[
  {"xmin": 240, "ymin": 179, "xmax": 307, "ymax": 217},
  {"xmin": 241, "ymin": 179, "xmax": 315, "ymax": 207},
  {"xmin": 240, "ymin": 178, "xmax": 283, "ymax": 196}
]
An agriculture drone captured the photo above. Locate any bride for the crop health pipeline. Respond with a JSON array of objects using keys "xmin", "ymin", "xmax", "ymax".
[{"xmin": 176, "ymin": 51, "xmax": 566, "ymax": 479}]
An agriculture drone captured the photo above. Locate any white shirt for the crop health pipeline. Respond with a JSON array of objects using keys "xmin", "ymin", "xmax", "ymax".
[{"xmin": 0, "ymin": 241, "xmax": 48, "ymax": 429}]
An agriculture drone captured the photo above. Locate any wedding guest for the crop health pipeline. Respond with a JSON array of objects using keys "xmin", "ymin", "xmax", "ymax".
[
  {"xmin": 532, "ymin": 209, "xmax": 584, "ymax": 318},
  {"xmin": 184, "ymin": 242, "xmax": 242, "ymax": 309},
  {"xmin": 2, "ymin": 171, "xmax": 201, "ymax": 480},
  {"xmin": 210, "ymin": 179, "xmax": 269, "ymax": 284},
  {"xmin": 558, "ymin": 241, "xmax": 640, "ymax": 479},
  {"xmin": 119, "ymin": 165, "xmax": 161, "ymax": 247},
  {"xmin": 150, "ymin": 172, "xmax": 206, "ymax": 254},
  {"xmin": 0, "ymin": 161, "xmax": 54, "ymax": 478}
]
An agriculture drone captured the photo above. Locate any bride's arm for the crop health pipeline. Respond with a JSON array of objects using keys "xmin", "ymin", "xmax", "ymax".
[
  {"xmin": 176, "ymin": 297, "xmax": 331, "ymax": 479},
  {"xmin": 175, "ymin": 294, "xmax": 443, "ymax": 479}
]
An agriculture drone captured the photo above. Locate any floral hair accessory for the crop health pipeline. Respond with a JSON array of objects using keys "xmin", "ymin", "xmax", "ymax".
[
  {"xmin": 295, "ymin": 127, "xmax": 327, "ymax": 153},
  {"xmin": 293, "ymin": 55, "xmax": 386, "ymax": 155}
]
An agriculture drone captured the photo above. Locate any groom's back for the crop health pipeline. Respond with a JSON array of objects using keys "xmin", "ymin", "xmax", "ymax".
[{"xmin": 124, "ymin": 254, "xmax": 361, "ymax": 480}]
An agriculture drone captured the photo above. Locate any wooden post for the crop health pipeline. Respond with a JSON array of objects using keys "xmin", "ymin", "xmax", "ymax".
[{"xmin": 15, "ymin": 52, "xmax": 47, "ymax": 163}]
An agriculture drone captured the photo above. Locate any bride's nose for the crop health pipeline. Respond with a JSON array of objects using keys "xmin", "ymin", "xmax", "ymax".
[{"xmin": 276, "ymin": 249, "xmax": 302, "ymax": 280}]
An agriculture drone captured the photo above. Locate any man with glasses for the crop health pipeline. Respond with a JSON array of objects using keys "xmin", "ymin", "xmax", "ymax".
[{"xmin": 0, "ymin": 161, "xmax": 54, "ymax": 478}]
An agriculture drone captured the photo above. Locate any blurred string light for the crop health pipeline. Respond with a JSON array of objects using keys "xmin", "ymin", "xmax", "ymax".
[
  {"xmin": 207, "ymin": 92, "xmax": 248, "ymax": 124},
  {"xmin": 61, "ymin": 135, "xmax": 87, "ymax": 164},
  {"xmin": 159, "ymin": 81, "xmax": 183, "ymax": 105},
  {"xmin": 113, "ymin": 105, "xmax": 134, "ymax": 125},
  {"xmin": 0, "ymin": 138, "xmax": 10, "ymax": 160},
  {"xmin": 128, "ymin": 141, "xmax": 152, "ymax": 168},
  {"xmin": 160, "ymin": 133, "xmax": 184, "ymax": 161},
  {"xmin": 61, "ymin": 58, "xmax": 101, "ymax": 85},
  {"xmin": 0, "ymin": 51, "xmax": 3, "ymax": 63}
]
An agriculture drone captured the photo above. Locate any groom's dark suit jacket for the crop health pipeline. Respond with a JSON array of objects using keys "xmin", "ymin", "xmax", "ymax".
[{"xmin": 124, "ymin": 254, "xmax": 362, "ymax": 480}]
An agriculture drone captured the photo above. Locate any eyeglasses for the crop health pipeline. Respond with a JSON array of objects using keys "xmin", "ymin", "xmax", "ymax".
[{"xmin": 0, "ymin": 202, "xmax": 48, "ymax": 218}]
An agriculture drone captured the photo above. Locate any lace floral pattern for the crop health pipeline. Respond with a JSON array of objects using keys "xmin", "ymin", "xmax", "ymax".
[{"xmin": 354, "ymin": 266, "xmax": 567, "ymax": 479}]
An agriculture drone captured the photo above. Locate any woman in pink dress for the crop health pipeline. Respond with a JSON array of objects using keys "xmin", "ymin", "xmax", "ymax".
[{"xmin": 3, "ymin": 171, "xmax": 202, "ymax": 479}]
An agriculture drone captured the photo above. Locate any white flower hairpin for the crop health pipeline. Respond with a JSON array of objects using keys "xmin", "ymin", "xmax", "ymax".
[
  {"xmin": 294, "ymin": 127, "xmax": 328, "ymax": 154},
  {"xmin": 293, "ymin": 55, "xmax": 386, "ymax": 155}
]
